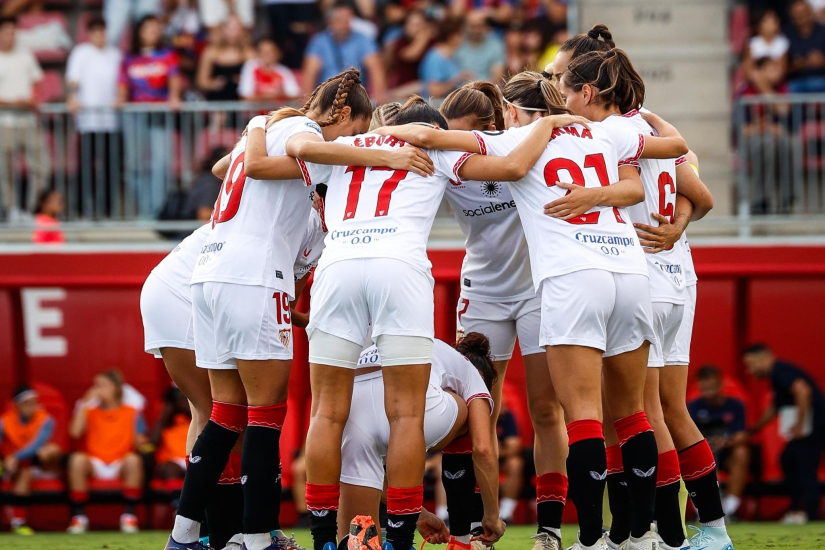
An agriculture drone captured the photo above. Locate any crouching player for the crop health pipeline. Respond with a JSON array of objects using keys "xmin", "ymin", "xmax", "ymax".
[{"xmin": 338, "ymin": 334, "xmax": 505, "ymax": 550}]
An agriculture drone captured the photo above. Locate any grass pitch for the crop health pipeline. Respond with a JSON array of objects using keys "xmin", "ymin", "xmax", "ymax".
[{"xmin": 2, "ymin": 523, "xmax": 825, "ymax": 550}]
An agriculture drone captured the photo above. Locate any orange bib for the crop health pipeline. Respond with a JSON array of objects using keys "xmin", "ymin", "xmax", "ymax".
[
  {"xmin": 0, "ymin": 408, "xmax": 50, "ymax": 456},
  {"xmin": 84, "ymin": 405, "xmax": 137, "ymax": 463},
  {"xmin": 155, "ymin": 414, "xmax": 190, "ymax": 464}
]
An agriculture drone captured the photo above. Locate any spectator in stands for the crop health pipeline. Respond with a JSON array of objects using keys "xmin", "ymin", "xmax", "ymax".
[
  {"xmin": 67, "ymin": 370, "xmax": 147, "ymax": 534},
  {"xmin": 496, "ymin": 403, "xmax": 523, "ymax": 524},
  {"xmin": 32, "ymin": 189, "xmax": 65, "ymax": 245},
  {"xmin": 419, "ymin": 18, "xmax": 473, "ymax": 100},
  {"xmin": 104, "ymin": 0, "xmax": 162, "ymax": 47},
  {"xmin": 784, "ymin": 0, "xmax": 825, "ymax": 92},
  {"xmin": 450, "ymin": 0, "xmax": 514, "ymax": 29},
  {"xmin": 66, "ymin": 16, "xmax": 122, "ymax": 214},
  {"xmin": 456, "ymin": 12, "xmax": 505, "ymax": 82},
  {"xmin": 183, "ymin": 146, "xmax": 226, "ymax": 221},
  {"xmin": 745, "ymin": 9, "xmax": 789, "ymax": 87},
  {"xmin": 163, "ymin": 0, "xmax": 202, "ymax": 84},
  {"xmin": 384, "ymin": 10, "xmax": 434, "ymax": 101},
  {"xmin": 238, "ymin": 37, "xmax": 301, "ymax": 101},
  {"xmin": 0, "ymin": 16, "xmax": 49, "ymax": 221},
  {"xmin": 198, "ymin": 0, "xmax": 252, "ymax": 31},
  {"xmin": 0, "ymin": 385, "xmax": 61, "ymax": 536},
  {"xmin": 152, "ymin": 386, "xmax": 190, "ymax": 502},
  {"xmin": 195, "ymin": 16, "xmax": 252, "ymax": 102},
  {"xmin": 502, "ymin": 24, "xmax": 529, "ymax": 80},
  {"xmin": 119, "ymin": 15, "xmax": 181, "ymax": 216},
  {"xmin": 302, "ymin": 2, "xmax": 386, "ymax": 102},
  {"xmin": 744, "ymin": 342, "xmax": 825, "ymax": 524},
  {"xmin": 263, "ymin": 0, "xmax": 317, "ymax": 69},
  {"xmin": 688, "ymin": 365, "xmax": 750, "ymax": 520}
]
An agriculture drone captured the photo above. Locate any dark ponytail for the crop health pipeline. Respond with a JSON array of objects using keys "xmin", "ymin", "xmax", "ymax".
[
  {"xmin": 440, "ymin": 81, "xmax": 505, "ymax": 130},
  {"xmin": 559, "ymin": 23, "xmax": 615, "ymax": 60},
  {"xmin": 267, "ymin": 67, "xmax": 372, "ymax": 128},
  {"xmin": 454, "ymin": 332, "xmax": 497, "ymax": 391},
  {"xmin": 563, "ymin": 48, "xmax": 644, "ymax": 114},
  {"xmin": 502, "ymin": 71, "xmax": 570, "ymax": 115}
]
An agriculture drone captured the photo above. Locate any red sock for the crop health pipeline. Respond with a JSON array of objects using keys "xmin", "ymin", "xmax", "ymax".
[
  {"xmin": 247, "ymin": 402, "xmax": 288, "ymax": 430},
  {"xmin": 678, "ymin": 439, "xmax": 716, "ymax": 481},
  {"xmin": 69, "ymin": 490, "xmax": 89, "ymax": 504},
  {"xmin": 606, "ymin": 444, "xmax": 623, "ymax": 475},
  {"xmin": 306, "ymin": 483, "xmax": 340, "ymax": 512},
  {"xmin": 386, "ymin": 484, "xmax": 423, "ymax": 515},
  {"xmin": 613, "ymin": 411, "xmax": 653, "ymax": 445},
  {"xmin": 210, "ymin": 401, "xmax": 247, "ymax": 433},
  {"xmin": 657, "ymin": 450, "xmax": 681, "ymax": 488},
  {"xmin": 566, "ymin": 419, "xmax": 605, "ymax": 444},
  {"xmin": 123, "ymin": 487, "xmax": 142, "ymax": 500},
  {"xmin": 536, "ymin": 472, "xmax": 568, "ymax": 504},
  {"xmin": 218, "ymin": 452, "xmax": 242, "ymax": 485}
]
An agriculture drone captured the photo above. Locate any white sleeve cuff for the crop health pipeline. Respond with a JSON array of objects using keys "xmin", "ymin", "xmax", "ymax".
[{"xmin": 248, "ymin": 115, "xmax": 267, "ymax": 131}]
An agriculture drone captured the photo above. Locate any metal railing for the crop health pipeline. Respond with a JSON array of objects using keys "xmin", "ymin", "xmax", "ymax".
[
  {"xmin": 0, "ymin": 101, "xmax": 281, "ymax": 223},
  {"xmin": 735, "ymin": 94, "xmax": 825, "ymax": 219}
]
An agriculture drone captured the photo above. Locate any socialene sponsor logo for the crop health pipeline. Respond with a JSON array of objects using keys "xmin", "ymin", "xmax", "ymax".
[{"xmin": 463, "ymin": 200, "xmax": 516, "ymax": 217}]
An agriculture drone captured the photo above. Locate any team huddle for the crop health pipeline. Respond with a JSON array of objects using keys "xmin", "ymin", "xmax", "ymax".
[{"xmin": 140, "ymin": 23, "xmax": 734, "ymax": 550}]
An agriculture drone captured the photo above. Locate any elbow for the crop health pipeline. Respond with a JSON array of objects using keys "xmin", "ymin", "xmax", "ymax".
[
  {"xmin": 675, "ymin": 138, "xmax": 689, "ymax": 157},
  {"xmin": 244, "ymin": 158, "xmax": 265, "ymax": 180},
  {"xmin": 629, "ymin": 182, "xmax": 645, "ymax": 205}
]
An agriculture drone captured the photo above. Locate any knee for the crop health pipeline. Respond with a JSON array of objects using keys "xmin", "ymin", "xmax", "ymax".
[
  {"xmin": 731, "ymin": 445, "xmax": 750, "ymax": 465},
  {"xmin": 122, "ymin": 453, "xmax": 143, "ymax": 471},
  {"xmin": 528, "ymin": 397, "xmax": 564, "ymax": 430},
  {"xmin": 68, "ymin": 452, "xmax": 90, "ymax": 472}
]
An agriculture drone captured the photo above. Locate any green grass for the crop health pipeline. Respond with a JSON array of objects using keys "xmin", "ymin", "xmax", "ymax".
[{"xmin": 2, "ymin": 524, "xmax": 825, "ymax": 550}]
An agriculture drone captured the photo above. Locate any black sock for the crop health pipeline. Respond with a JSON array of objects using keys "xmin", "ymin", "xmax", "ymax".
[
  {"xmin": 242, "ymin": 424, "xmax": 282, "ymax": 534},
  {"xmin": 679, "ymin": 441, "xmax": 725, "ymax": 524},
  {"xmin": 124, "ymin": 497, "xmax": 138, "ymax": 516},
  {"xmin": 177, "ymin": 420, "xmax": 241, "ymax": 522},
  {"xmin": 606, "ymin": 471, "xmax": 630, "ymax": 544},
  {"xmin": 469, "ymin": 486, "xmax": 483, "ymax": 536},
  {"xmin": 620, "ymin": 431, "xmax": 658, "ymax": 538},
  {"xmin": 386, "ymin": 511, "xmax": 419, "ymax": 550},
  {"xmin": 310, "ymin": 508, "xmax": 338, "ymax": 550},
  {"xmin": 207, "ymin": 482, "xmax": 244, "ymax": 549},
  {"xmin": 441, "ymin": 453, "xmax": 476, "ymax": 536},
  {"xmin": 566, "ymin": 438, "xmax": 607, "ymax": 546},
  {"xmin": 656, "ymin": 481, "xmax": 685, "ymax": 546}
]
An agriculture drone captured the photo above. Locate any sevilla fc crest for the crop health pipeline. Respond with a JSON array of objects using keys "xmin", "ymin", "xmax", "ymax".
[{"xmin": 279, "ymin": 328, "xmax": 291, "ymax": 348}]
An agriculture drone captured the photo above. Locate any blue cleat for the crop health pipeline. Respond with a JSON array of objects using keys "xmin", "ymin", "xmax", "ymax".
[
  {"xmin": 687, "ymin": 525, "xmax": 733, "ymax": 550},
  {"xmin": 164, "ymin": 535, "xmax": 210, "ymax": 550}
]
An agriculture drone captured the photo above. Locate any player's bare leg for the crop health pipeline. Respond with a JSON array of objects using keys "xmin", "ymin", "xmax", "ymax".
[
  {"xmin": 67, "ymin": 452, "xmax": 92, "ymax": 533},
  {"xmin": 524, "ymin": 352, "xmax": 567, "ymax": 549},
  {"xmin": 383, "ymin": 363, "xmax": 431, "ymax": 550},
  {"xmin": 159, "ymin": 347, "xmax": 212, "ymax": 454},
  {"xmin": 337, "ymin": 484, "xmax": 382, "ymax": 541}
]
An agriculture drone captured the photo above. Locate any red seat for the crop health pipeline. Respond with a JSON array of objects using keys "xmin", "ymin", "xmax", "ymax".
[
  {"xmin": 37, "ymin": 71, "xmax": 64, "ymax": 104},
  {"xmin": 17, "ymin": 12, "xmax": 70, "ymax": 63},
  {"xmin": 88, "ymin": 478, "xmax": 124, "ymax": 491},
  {"xmin": 1, "ymin": 478, "xmax": 64, "ymax": 493}
]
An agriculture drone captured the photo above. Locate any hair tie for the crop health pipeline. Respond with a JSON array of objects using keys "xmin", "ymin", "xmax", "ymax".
[
  {"xmin": 541, "ymin": 71, "xmax": 552, "ymax": 79},
  {"xmin": 587, "ymin": 29, "xmax": 600, "ymax": 39},
  {"xmin": 536, "ymin": 79, "xmax": 543, "ymax": 90},
  {"xmin": 605, "ymin": 49, "xmax": 617, "ymax": 58}
]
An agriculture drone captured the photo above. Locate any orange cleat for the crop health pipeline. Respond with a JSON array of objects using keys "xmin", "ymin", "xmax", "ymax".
[
  {"xmin": 445, "ymin": 537, "xmax": 472, "ymax": 550},
  {"xmin": 348, "ymin": 515, "xmax": 382, "ymax": 550}
]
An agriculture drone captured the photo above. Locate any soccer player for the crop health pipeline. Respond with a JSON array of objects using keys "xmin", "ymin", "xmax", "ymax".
[
  {"xmin": 338, "ymin": 333, "xmax": 499, "ymax": 550},
  {"xmin": 438, "ymin": 81, "xmax": 569, "ymax": 550}
]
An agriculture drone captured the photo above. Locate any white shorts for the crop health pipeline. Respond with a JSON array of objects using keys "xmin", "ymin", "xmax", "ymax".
[
  {"xmin": 667, "ymin": 284, "xmax": 696, "ymax": 366},
  {"xmin": 90, "ymin": 457, "xmax": 123, "ymax": 480},
  {"xmin": 456, "ymin": 295, "xmax": 542, "ymax": 361},
  {"xmin": 340, "ymin": 372, "xmax": 458, "ymax": 490},
  {"xmin": 141, "ymin": 273, "xmax": 194, "ymax": 358},
  {"xmin": 648, "ymin": 302, "xmax": 685, "ymax": 367},
  {"xmin": 539, "ymin": 269, "xmax": 656, "ymax": 357},
  {"xmin": 199, "ymin": 0, "xmax": 254, "ymax": 27},
  {"xmin": 307, "ymin": 258, "xmax": 435, "ymax": 350},
  {"xmin": 191, "ymin": 282, "xmax": 293, "ymax": 369}
]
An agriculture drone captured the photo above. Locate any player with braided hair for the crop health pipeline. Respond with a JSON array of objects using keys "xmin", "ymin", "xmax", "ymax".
[{"xmin": 164, "ymin": 69, "xmax": 433, "ymax": 550}]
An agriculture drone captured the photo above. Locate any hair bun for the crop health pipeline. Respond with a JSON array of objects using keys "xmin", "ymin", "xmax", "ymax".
[{"xmin": 587, "ymin": 29, "xmax": 600, "ymax": 39}]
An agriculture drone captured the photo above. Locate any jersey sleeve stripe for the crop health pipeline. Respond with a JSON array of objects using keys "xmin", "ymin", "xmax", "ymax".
[
  {"xmin": 452, "ymin": 152, "xmax": 476, "ymax": 182},
  {"xmin": 466, "ymin": 393, "xmax": 494, "ymax": 414},
  {"xmin": 472, "ymin": 132, "xmax": 488, "ymax": 156},
  {"xmin": 675, "ymin": 155, "xmax": 687, "ymax": 166},
  {"xmin": 633, "ymin": 133, "xmax": 645, "ymax": 161},
  {"xmin": 296, "ymin": 159, "xmax": 312, "ymax": 186}
]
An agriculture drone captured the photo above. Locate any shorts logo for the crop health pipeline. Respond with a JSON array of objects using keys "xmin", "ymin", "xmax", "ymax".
[
  {"xmin": 443, "ymin": 470, "xmax": 465, "ymax": 479},
  {"xmin": 464, "ymin": 278, "xmax": 471, "ymax": 288},
  {"xmin": 632, "ymin": 467, "xmax": 656, "ymax": 478},
  {"xmin": 589, "ymin": 470, "xmax": 607, "ymax": 481},
  {"xmin": 388, "ymin": 519, "xmax": 404, "ymax": 528},
  {"xmin": 481, "ymin": 181, "xmax": 501, "ymax": 197},
  {"xmin": 189, "ymin": 456, "xmax": 202, "ymax": 464},
  {"xmin": 276, "ymin": 270, "xmax": 284, "ymax": 279},
  {"xmin": 279, "ymin": 328, "xmax": 291, "ymax": 348},
  {"xmin": 311, "ymin": 510, "xmax": 329, "ymax": 517}
]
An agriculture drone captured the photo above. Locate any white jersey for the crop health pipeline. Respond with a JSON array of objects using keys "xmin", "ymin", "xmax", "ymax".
[
  {"xmin": 191, "ymin": 116, "xmax": 328, "ymax": 298},
  {"xmin": 293, "ymin": 207, "xmax": 327, "ymax": 281},
  {"xmin": 307, "ymin": 133, "xmax": 472, "ymax": 274},
  {"xmin": 471, "ymin": 120, "xmax": 648, "ymax": 287},
  {"xmin": 357, "ymin": 339, "xmax": 493, "ymax": 411},
  {"xmin": 445, "ymin": 177, "xmax": 535, "ymax": 302},
  {"xmin": 151, "ymin": 224, "xmax": 211, "ymax": 299},
  {"xmin": 673, "ymin": 155, "xmax": 698, "ymax": 286},
  {"xmin": 608, "ymin": 112, "xmax": 685, "ymax": 304}
]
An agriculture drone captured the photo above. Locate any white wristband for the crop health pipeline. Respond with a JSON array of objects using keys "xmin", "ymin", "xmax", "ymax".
[{"xmin": 248, "ymin": 115, "xmax": 267, "ymax": 131}]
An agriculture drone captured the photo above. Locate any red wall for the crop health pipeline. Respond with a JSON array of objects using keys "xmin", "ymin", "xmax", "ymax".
[{"xmin": 0, "ymin": 244, "xmax": 824, "ymax": 481}]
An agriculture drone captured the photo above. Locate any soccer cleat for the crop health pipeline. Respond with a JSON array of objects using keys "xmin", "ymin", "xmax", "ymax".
[
  {"xmin": 781, "ymin": 511, "xmax": 808, "ymax": 525},
  {"xmin": 605, "ymin": 536, "xmax": 620, "ymax": 550},
  {"xmin": 564, "ymin": 533, "xmax": 610, "ymax": 550},
  {"xmin": 274, "ymin": 530, "xmax": 310, "ymax": 550},
  {"xmin": 121, "ymin": 513, "xmax": 140, "ymax": 533},
  {"xmin": 222, "ymin": 533, "xmax": 244, "ymax": 550},
  {"xmin": 531, "ymin": 532, "xmax": 562, "ymax": 550},
  {"xmin": 471, "ymin": 541, "xmax": 493, "ymax": 550},
  {"xmin": 444, "ymin": 537, "xmax": 472, "ymax": 550},
  {"xmin": 11, "ymin": 523, "xmax": 35, "ymax": 536},
  {"xmin": 656, "ymin": 535, "xmax": 688, "ymax": 550},
  {"xmin": 67, "ymin": 514, "xmax": 89, "ymax": 534},
  {"xmin": 349, "ymin": 515, "xmax": 382, "ymax": 550},
  {"xmin": 686, "ymin": 525, "xmax": 733, "ymax": 550},
  {"xmin": 617, "ymin": 526, "xmax": 659, "ymax": 550},
  {"xmin": 164, "ymin": 536, "xmax": 211, "ymax": 550}
]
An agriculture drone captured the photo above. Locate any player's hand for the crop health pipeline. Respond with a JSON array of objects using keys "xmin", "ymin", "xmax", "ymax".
[
  {"xmin": 384, "ymin": 145, "xmax": 434, "ymax": 177},
  {"xmin": 543, "ymin": 114, "xmax": 590, "ymax": 131},
  {"xmin": 479, "ymin": 514, "xmax": 505, "ymax": 544},
  {"xmin": 543, "ymin": 182, "xmax": 599, "ymax": 220},
  {"xmin": 634, "ymin": 213, "xmax": 683, "ymax": 253},
  {"xmin": 417, "ymin": 508, "xmax": 450, "ymax": 544}
]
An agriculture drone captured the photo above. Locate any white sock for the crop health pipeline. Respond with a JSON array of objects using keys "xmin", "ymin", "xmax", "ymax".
[
  {"xmin": 470, "ymin": 521, "xmax": 481, "ymax": 532},
  {"xmin": 539, "ymin": 527, "xmax": 562, "ymax": 541},
  {"xmin": 245, "ymin": 532, "xmax": 274, "ymax": 550},
  {"xmin": 722, "ymin": 495, "xmax": 740, "ymax": 516},
  {"xmin": 455, "ymin": 535, "xmax": 472, "ymax": 544},
  {"xmin": 171, "ymin": 516, "xmax": 201, "ymax": 544},
  {"xmin": 436, "ymin": 504, "xmax": 449, "ymax": 521},
  {"xmin": 702, "ymin": 518, "xmax": 726, "ymax": 528},
  {"xmin": 499, "ymin": 497, "xmax": 517, "ymax": 520}
]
